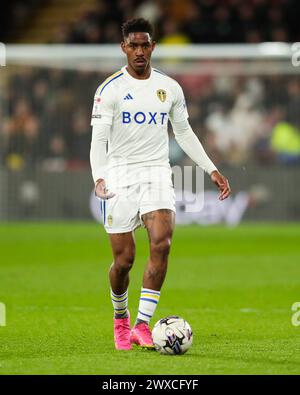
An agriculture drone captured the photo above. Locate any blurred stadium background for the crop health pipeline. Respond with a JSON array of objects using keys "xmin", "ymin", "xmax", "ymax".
[
  {"xmin": 1, "ymin": 0, "xmax": 300, "ymax": 375},
  {"xmin": 1, "ymin": 0, "xmax": 300, "ymax": 223}
]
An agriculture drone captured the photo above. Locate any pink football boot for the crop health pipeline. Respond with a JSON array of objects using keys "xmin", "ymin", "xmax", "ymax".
[
  {"xmin": 130, "ymin": 322, "xmax": 155, "ymax": 349},
  {"xmin": 113, "ymin": 312, "xmax": 131, "ymax": 350}
]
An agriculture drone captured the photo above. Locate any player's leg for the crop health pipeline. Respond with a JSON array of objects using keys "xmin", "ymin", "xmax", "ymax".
[
  {"xmin": 109, "ymin": 231, "xmax": 136, "ymax": 296},
  {"xmin": 131, "ymin": 209, "xmax": 175, "ymax": 348},
  {"xmin": 108, "ymin": 231, "xmax": 136, "ymax": 350},
  {"xmin": 142, "ymin": 209, "xmax": 175, "ymax": 291},
  {"xmin": 103, "ymin": 183, "xmax": 139, "ymax": 317}
]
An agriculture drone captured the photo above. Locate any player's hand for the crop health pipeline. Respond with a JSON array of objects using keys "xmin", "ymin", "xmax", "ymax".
[
  {"xmin": 210, "ymin": 170, "xmax": 231, "ymax": 201},
  {"xmin": 95, "ymin": 179, "xmax": 116, "ymax": 200}
]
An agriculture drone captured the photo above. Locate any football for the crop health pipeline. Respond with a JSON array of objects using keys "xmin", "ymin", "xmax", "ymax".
[{"xmin": 152, "ymin": 316, "xmax": 193, "ymax": 355}]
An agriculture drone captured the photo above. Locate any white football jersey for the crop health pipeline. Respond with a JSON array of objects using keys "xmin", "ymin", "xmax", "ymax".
[{"xmin": 91, "ymin": 66, "xmax": 189, "ymax": 173}]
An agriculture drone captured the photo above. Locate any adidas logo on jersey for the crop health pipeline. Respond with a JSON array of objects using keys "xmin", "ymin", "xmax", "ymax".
[{"xmin": 123, "ymin": 93, "xmax": 133, "ymax": 100}]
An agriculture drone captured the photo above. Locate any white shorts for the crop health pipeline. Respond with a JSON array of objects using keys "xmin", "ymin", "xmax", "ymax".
[{"xmin": 100, "ymin": 166, "xmax": 176, "ymax": 233}]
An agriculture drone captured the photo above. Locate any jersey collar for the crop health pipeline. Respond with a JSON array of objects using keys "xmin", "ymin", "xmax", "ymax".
[{"xmin": 122, "ymin": 65, "xmax": 153, "ymax": 83}]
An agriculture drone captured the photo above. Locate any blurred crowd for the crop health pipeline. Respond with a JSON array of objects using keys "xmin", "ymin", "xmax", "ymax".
[
  {"xmin": 1, "ymin": 0, "xmax": 299, "ymax": 44},
  {"xmin": 1, "ymin": 66, "xmax": 300, "ymax": 172},
  {"xmin": 53, "ymin": 0, "xmax": 300, "ymax": 44},
  {"xmin": 1, "ymin": 0, "xmax": 300, "ymax": 172},
  {"xmin": 1, "ymin": 68, "xmax": 95, "ymax": 171},
  {"xmin": 0, "ymin": 0, "xmax": 43, "ymax": 41}
]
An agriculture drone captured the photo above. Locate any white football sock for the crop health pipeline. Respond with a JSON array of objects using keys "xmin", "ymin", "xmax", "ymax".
[
  {"xmin": 111, "ymin": 289, "xmax": 128, "ymax": 319},
  {"xmin": 136, "ymin": 287, "xmax": 160, "ymax": 324}
]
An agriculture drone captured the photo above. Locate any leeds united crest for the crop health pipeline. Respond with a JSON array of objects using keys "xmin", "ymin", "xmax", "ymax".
[
  {"xmin": 157, "ymin": 89, "xmax": 166, "ymax": 102},
  {"xmin": 107, "ymin": 215, "xmax": 113, "ymax": 226}
]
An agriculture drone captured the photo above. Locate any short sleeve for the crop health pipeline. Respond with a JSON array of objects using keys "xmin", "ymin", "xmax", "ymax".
[
  {"xmin": 91, "ymin": 84, "xmax": 115, "ymax": 126},
  {"xmin": 169, "ymin": 83, "xmax": 189, "ymax": 123}
]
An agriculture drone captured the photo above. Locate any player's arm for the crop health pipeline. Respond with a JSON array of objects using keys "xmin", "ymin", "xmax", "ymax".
[
  {"xmin": 170, "ymin": 83, "xmax": 231, "ymax": 201},
  {"xmin": 171, "ymin": 119, "xmax": 231, "ymax": 200},
  {"xmin": 90, "ymin": 124, "xmax": 115, "ymax": 200},
  {"xmin": 90, "ymin": 83, "xmax": 115, "ymax": 200}
]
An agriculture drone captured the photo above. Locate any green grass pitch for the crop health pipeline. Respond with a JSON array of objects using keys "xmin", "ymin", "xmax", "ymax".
[{"xmin": 1, "ymin": 222, "xmax": 300, "ymax": 375}]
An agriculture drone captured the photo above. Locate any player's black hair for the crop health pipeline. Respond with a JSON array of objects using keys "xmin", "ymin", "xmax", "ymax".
[{"xmin": 121, "ymin": 18, "xmax": 154, "ymax": 39}]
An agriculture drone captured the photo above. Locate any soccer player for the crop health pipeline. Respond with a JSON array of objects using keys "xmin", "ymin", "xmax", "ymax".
[{"xmin": 90, "ymin": 18, "xmax": 231, "ymax": 350}]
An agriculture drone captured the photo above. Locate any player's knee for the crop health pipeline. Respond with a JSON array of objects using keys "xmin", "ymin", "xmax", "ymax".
[
  {"xmin": 151, "ymin": 237, "xmax": 171, "ymax": 258},
  {"xmin": 114, "ymin": 250, "xmax": 135, "ymax": 272}
]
